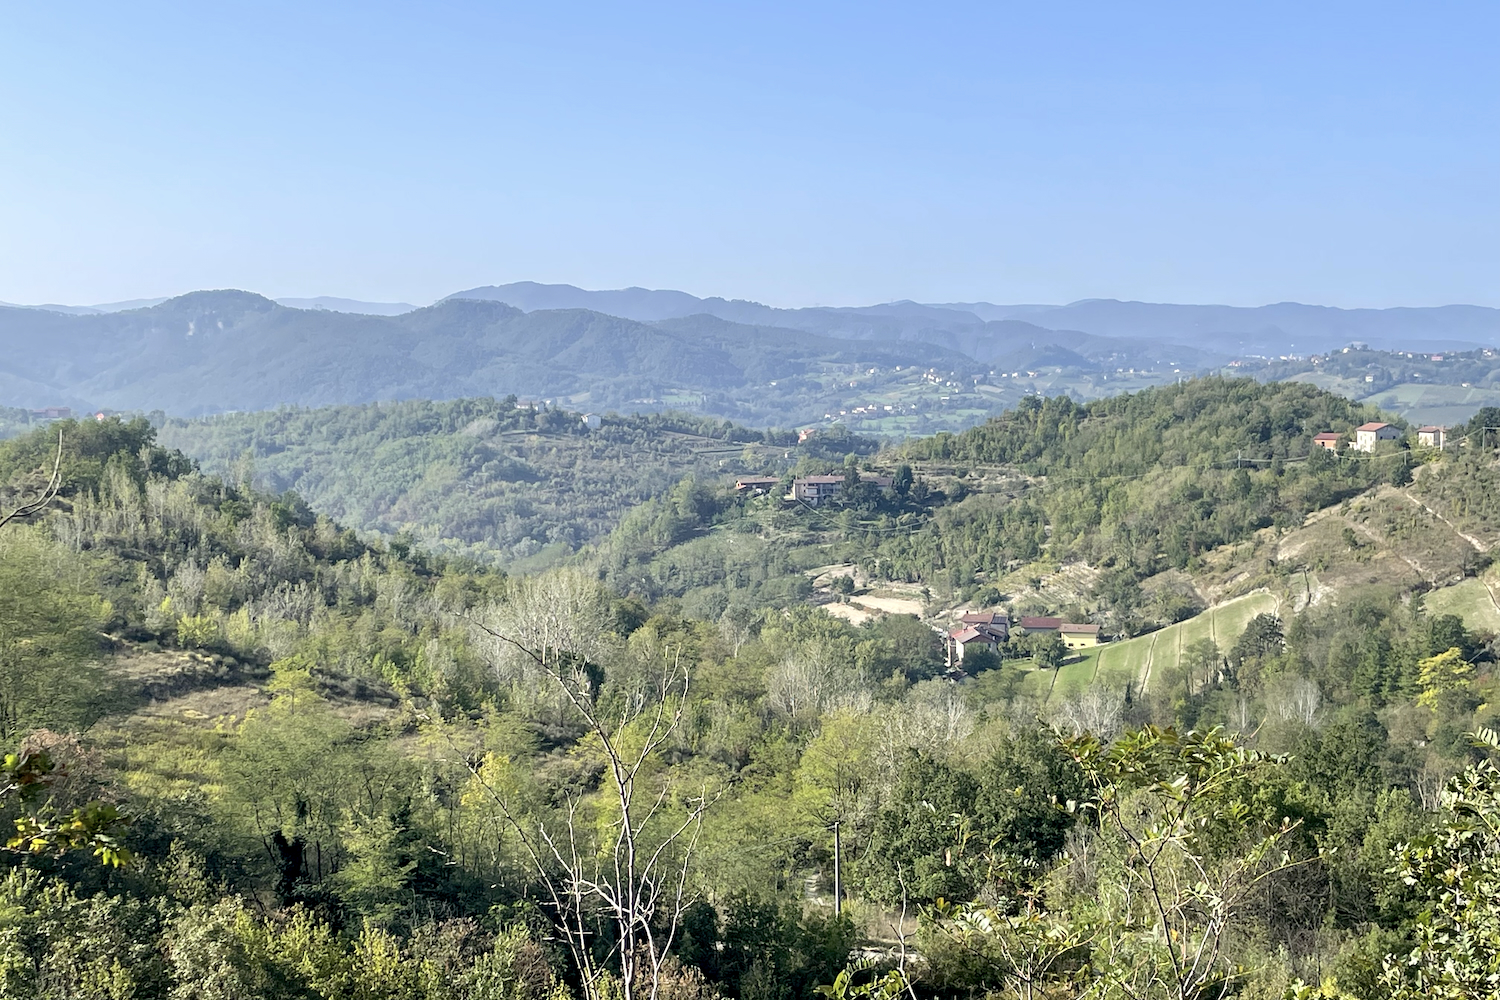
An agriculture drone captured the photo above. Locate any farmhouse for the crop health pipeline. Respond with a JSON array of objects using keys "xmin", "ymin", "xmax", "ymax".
[
  {"xmin": 1353, "ymin": 422, "xmax": 1401, "ymax": 453},
  {"xmin": 789, "ymin": 472, "xmax": 894, "ymax": 507},
  {"xmin": 1059, "ymin": 623, "xmax": 1101, "ymax": 648},
  {"xmin": 734, "ymin": 476, "xmax": 780, "ymax": 494},
  {"xmin": 1417, "ymin": 426, "xmax": 1446, "ymax": 448},
  {"xmin": 1016, "ymin": 615, "xmax": 1105, "ymax": 648},
  {"xmin": 947, "ymin": 613, "xmax": 1008, "ymax": 663},
  {"xmin": 1313, "ymin": 432, "xmax": 1341, "ymax": 451}
]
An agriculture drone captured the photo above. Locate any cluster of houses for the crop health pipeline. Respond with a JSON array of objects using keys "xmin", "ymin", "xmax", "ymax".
[
  {"xmin": 1313, "ymin": 422, "xmax": 1446, "ymax": 453},
  {"xmin": 735, "ymin": 472, "xmax": 895, "ymax": 507},
  {"xmin": 946, "ymin": 611, "xmax": 1102, "ymax": 664},
  {"xmin": 26, "ymin": 407, "xmax": 122, "ymax": 423}
]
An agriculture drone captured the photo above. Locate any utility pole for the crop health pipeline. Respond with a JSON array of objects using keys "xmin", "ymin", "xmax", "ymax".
[{"xmin": 832, "ymin": 820, "xmax": 843, "ymax": 917}]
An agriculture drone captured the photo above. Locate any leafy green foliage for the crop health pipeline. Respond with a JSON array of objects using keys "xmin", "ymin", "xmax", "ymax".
[{"xmin": 1382, "ymin": 729, "xmax": 1500, "ymax": 999}]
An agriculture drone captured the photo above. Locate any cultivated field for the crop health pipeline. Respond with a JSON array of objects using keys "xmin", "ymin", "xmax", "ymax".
[
  {"xmin": 1424, "ymin": 572, "xmax": 1500, "ymax": 634},
  {"xmin": 1018, "ymin": 590, "xmax": 1282, "ymax": 702}
]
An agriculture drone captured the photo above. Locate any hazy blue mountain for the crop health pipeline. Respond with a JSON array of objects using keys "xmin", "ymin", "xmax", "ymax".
[
  {"xmin": 446, "ymin": 281, "xmax": 725, "ymax": 321},
  {"xmin": 447, "ymin": 282, "xmax": 998, "ymax": 337},
  {"xmin": 938, "ymin": 299, "xmax": 1500, "ymax": 355},
  {"xmin": 8, "ymin": 282, "xmax": 1497, "ymax": 435},
  {"xmin": 275, "ymin": 296, "xmax": 420, "ymax": 315},
  {"xmin": 451, "ymin": 283, "xmax": 1500, "ymax": 358},
  {"xmin": 11, "ymin": 297, "xmax": 175, "ymax": 315},
  {"xmin": 0, "ymin": 290, "xmax": 983, "ymax": 423}
]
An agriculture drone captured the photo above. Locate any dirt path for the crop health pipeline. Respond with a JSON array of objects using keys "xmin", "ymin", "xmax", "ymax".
[
  {"xmin": 1404, "ymin": 490, "xmax": 1491, "ymax": 553},
  {"xmin": 850, "ymin": 595, "xmax": 925, "ymax": 616},
  {"xmin": 1140, "ymin": 630, "xmax": 1161, "ymax": 692},
  {"xmin": 1483, "ymin": 576, "xmax": 1500, "ymax": 619},
  {"xmin": 1351, "ymin": 518, "xmax": 1430, "ymax": 582}
]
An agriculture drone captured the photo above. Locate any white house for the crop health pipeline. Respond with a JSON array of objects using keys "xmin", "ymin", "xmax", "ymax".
[{"xmin": 1353, "ymin": 422, "xmax": 1400, "ymax": 453}]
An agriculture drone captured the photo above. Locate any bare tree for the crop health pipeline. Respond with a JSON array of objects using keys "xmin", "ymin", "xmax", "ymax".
[
  {"xmin": 1266, "ymin": 675, "xmax": 1323, "ymax": 728},
  {"xmin": 0, "ymin": 429, "xmax": 63, "ymax": 530},
  {"xmin": 1051, "ymin": 685, "xmax": 1126, "ymax": 741},
  {"xmin": 462, "ymin": 615, "xmax": 716, "ymax": 1000}
]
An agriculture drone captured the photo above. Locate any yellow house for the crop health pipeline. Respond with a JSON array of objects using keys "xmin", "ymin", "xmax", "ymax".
[{"xmin": 1059, "ymin": 623, "xmax": 1101, "ymax": 648}]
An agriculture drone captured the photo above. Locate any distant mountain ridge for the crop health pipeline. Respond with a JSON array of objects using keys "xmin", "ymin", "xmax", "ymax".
[
  {"xmin": 4, "ymin": 282, "xmax": 1498, "ymax": 432},
  {"xmin": 0, "ymin": 290, "xmax": 983, "ymax": 421},
  {"xmin": 450, "ymin": 282, "xmax": 1500, "ymax": 355}
]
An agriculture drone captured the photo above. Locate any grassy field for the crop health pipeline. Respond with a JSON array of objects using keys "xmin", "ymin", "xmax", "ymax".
[
  {"xmin": 1424, "ymin": 572, "xmax": 1500, "ymax": 634},
  {"xmin": 1357, "ymin": 382, "xmax": 1500, "ymax": 429},
  {"xmin": 1017, "ymin": 590, "xmax": 1282, "ymax": 702}
]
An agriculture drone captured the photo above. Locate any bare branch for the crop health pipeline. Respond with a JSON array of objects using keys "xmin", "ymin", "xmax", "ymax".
[{"xmin": 0, "ymin": 429, "xmax": 63, "ymax": 529}]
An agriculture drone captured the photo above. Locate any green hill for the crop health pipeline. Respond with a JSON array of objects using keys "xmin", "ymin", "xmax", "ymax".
[{"xmin": 158, "ymin": 399, "xmax": 874, "ymax": 566}]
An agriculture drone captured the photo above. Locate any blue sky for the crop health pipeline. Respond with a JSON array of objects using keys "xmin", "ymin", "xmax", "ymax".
[{"xmin": 1, "ymin": 2, "xmax": 1495, "ymax": 308}]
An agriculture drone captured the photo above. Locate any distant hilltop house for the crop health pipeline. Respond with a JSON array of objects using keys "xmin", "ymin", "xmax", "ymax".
[
  {"xmin": 734, "ymin": 476, "xmax": 780, "ymax": 495},
  {"xmin": 29, "ymin": 407, "xmax": 71, "ymax": 420},
  {"xmin": 797, "ymin": 428, "xmax": 817, "ymax": 443},
  {"xmin": 581, "ymin": 412, "xmax": 602, "ymax": 430},
  {"xmin": 1313, "ymin": 432, "xmax": 1342, "ymax": 451},
  {"xmin": 789, "ymin": 472, "xmax": 894, "ymax": 507},
  {"xmin": 947, "ymin": 612, "xmax": 1009, "ymax": 663},
  {"xmin": 1015, "ymin": 615, "xmax": 1104, "ymax": 649},
  {"xmin": 1353, "ymin": 422, "xmax": 1401, "ymax": 452},
  {"xmin": 1417, "ymin": 425, "xmax": 1447, "ymax": 448}
]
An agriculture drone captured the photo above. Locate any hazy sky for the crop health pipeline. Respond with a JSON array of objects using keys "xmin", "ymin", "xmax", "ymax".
[{"xmin": 1, "ymin": 2, "xmax": 1495, "ymax": 308}]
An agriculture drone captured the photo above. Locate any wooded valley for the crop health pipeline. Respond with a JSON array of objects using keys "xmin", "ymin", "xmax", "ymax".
[{"xmin": 2, "ymin": 378, "xmax": 1500, "ymax": 999}]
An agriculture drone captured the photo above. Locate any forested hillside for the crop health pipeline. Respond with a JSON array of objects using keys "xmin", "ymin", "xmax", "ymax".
[
  {"xmin": 158, "ymin": 399, "xmax": 874, "ymax": 566},
  {"xmin": 594, "ymin": 380, "xmax": 1411, "ymax": 631},
  {"xmin": 3, "ymin": 385, "xmax": 1500, "ymax": 998}
]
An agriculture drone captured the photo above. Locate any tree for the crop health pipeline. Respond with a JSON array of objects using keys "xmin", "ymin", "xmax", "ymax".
[
  {"xmin": 892, "ymin": 463, "xmax": 914, "ymax": 498},
  {"xmin": 1061, "ymin": 726, "xmax": 1311, "ymax": 1000},
  {"xmin": 0, "ymin": 534, "xmax": 108, "ymax": 741},
  {"xmin": 1415, "ymin": 646, "xmax": 1473, "ymax": 709},
  {"xmin": 1228, "ymin": 613, "xmax": 1283, "ymax": 668},
  {"xmin": 465, "ymin": 612, "xmax": 717, "ymax": 1000},
  {"xmin": 1031, "ymin": 633, "xmax": 1066, "ymax": 673},
  {"xmin": 1381, "ymin": 729, "xmax": 1500, "ymax": 999}
]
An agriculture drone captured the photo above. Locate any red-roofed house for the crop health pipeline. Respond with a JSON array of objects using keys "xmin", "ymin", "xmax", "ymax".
[
  {"xmin": 947, "ymin": 625, "xmax": 1001, "ymax": 663},
  {"xmin": 1417, "ymin": 426, "xmax": 1446, "ymax": 448},
  {"xmin": 1313, "ymin": 432, "xmax": 1341, "ymax": 451},
  {"xmin": 1354, "ymin": 422, "xmax": 1401, "ymax": 452},
  {"xmin": 1015, "ymin": 616, "xmax": 1063, "ymax": 633}
]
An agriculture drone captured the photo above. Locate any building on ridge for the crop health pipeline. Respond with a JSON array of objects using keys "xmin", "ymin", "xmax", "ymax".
[
  {"xmin": 789, "ymin": 472, "xmax": 894, "ymax": 507},
  {"xmin": 1313, "ymin": 432, "xmax": 1342, "ymax": 451},
  {"xmin": 734, "ymin": 476, "xmax": 780, "ymax": 495},
  {"xmin": 1353, "ymin": 422, "xmax": 1401, "ymax": 453},
  {"xmin": 1417, "ymin": 426, "xmax": 1446, "ymax": 448}
]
